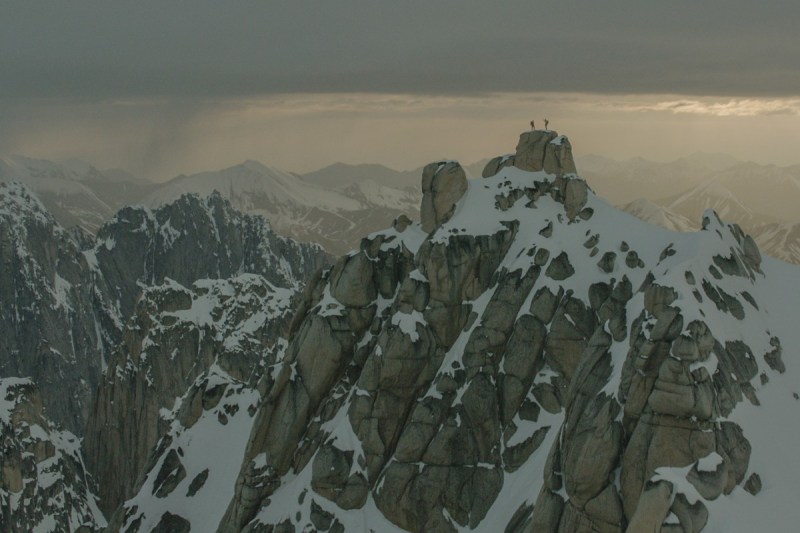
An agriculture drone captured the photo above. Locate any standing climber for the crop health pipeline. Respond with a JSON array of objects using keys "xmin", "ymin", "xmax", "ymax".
[
  {"xmin": 530, "ymin": 120, "xmax": 536, "ymax": 130},
  {"xmin": 544, "ymin": 118, "xmax": 549, "ymax": 130}
]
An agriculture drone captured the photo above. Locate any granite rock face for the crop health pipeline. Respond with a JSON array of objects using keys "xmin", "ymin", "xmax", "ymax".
[
  {"xmin": 513, "ymin": 130, "xmax": 577, "ymax": 175},
  {"xmin": 5, "ymin": 131, "xmax": 795, "ymax": 532}
]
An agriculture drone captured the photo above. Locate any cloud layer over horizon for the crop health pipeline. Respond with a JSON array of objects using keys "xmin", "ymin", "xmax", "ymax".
[{"xmin": 2, "ymin": 1, "xmax": 799, "ymax": 177}]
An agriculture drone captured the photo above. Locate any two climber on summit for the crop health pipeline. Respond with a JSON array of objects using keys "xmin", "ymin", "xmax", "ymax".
[{"xmin": 530, "ymin": 118, "xmax": 550, "ymax": 130}]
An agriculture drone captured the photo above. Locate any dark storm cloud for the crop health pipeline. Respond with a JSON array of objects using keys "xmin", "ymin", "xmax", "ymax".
[{"xmin": 2, "ymin": 0, "xmax": 799, "ymax": 100}]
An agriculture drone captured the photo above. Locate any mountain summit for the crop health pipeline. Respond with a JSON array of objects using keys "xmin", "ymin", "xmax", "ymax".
[{"xmin": 88, "ymin": 130, "xmax": 800, "ymax": 532}]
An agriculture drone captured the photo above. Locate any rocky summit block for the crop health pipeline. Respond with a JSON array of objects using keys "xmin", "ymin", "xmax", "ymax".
[
  {"xmin": 513, "ymin": 130, "xmax": 577, "ymax": 175},
  {"xmin": 484, "ymin": 130, "xmax": 578, "ymax": 178}
]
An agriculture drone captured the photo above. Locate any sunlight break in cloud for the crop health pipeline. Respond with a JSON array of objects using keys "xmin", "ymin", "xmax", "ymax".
[{"xmin": 623, "ymin": 98, "xmax": 800, "ymax": 117}]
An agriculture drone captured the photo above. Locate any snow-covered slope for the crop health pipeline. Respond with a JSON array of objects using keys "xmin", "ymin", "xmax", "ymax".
[
  {"xmin": 621, "ymin": 198, "xmax": 800, "ymax": 266},
  {"xmin": 148, "ymin": 161, "xmax": 361, "ymax": 212},
  {"xmin": 224, "ymin": 160, "xmax": 797, "ymax": 532}
]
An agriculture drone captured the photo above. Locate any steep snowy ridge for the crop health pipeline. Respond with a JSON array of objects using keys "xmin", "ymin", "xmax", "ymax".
[{"xmin": 0, "ymin": 378, "xmax": 106, "ymax": 532}]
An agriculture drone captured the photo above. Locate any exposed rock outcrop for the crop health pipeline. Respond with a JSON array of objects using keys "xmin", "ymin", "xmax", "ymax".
[
  {"xmin": 0, "ymin": 184, "xmax": 329, "ymax": 437},
  {"xmin": 9, "ymin": 130, "xmax": 791, "ymax": 533},
  {"xmin": 0, "ymin": 378, "xmax": 105, "ymax": 531},
  {"xmin": 484, "ymin": 130, "xmax": 577, "ymax": 178},
  {"xmin": 421, "ymin": 161, "xmax": 468, "ymax": 233}
]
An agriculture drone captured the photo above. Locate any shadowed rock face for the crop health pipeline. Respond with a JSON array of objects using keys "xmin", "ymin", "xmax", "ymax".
[
  {"xmin": 85, "ymin": 275, "xmax": 296, "ymax": 517},
  {"xmin": 92, "ymin": 191, "xmax": 330, "ymax": 321}
]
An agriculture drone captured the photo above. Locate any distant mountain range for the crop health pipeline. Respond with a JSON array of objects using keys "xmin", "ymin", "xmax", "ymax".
[
  {"xmin": 3, "ymin": 151, "xmax": 798, "ymax": 263},
  {"xmin": 0, "ymin": 156, "xmax": 157, "ymax": 232},
  {"xmin": 578, "ymin": 153, "xmax": 800, "ymax": 263}
]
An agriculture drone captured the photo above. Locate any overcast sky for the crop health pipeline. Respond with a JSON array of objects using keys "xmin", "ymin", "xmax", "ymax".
[{"xmin": 2, "ymin": 1, "xmax": 800, "ymax": 178}]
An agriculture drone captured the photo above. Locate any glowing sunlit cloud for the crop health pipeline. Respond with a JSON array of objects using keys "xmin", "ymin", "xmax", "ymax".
[{"xmin": 615, "ymin": 98, "xmax": 800, "ymax": 117}]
